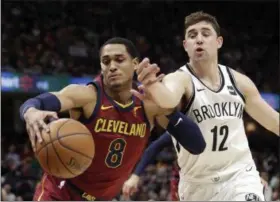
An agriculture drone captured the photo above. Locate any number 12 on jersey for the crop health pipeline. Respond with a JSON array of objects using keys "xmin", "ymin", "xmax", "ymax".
[{"xmin": 211, "ymin": 125, "xmax": 229, "ymax": 151}]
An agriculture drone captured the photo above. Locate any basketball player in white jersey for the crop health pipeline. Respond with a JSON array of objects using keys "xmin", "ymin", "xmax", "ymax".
[{"xmin": 133, "ymin": 11, "xmax": 279, "ymax": 201}]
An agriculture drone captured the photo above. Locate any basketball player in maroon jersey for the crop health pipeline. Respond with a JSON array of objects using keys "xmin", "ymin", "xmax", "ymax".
[{"xmin": 19, "ymin": 37, "xmax": 205, "ymax": 201}]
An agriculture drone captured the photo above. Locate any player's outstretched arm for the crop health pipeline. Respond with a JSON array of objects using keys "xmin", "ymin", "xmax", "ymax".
[
  {"xmin": 134, "ymin": 132, "xmax": 172, "ymax": 175},
  {"xmin": 232, "ymin": 69, "xmax": 279, "ymax": 136},
  {"xmin": 19, "ymin": 84, "xmax": 97, "ymax": 151},
  {"xmin": 122, "ymin": 133, "xmax": 172, "ymax": 199},
  {"xmin": 135, "ymin": 58, "xmax": 191, "ymax": 109},
  {"xmin": 143, "ymin": 99, "xmax": 206, "ymax": 155}
]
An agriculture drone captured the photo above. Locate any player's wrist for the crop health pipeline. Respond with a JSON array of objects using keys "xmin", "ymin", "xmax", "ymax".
[{"xmin": 130, "ymin": 174, "xmax": 140, "ymax": 182}]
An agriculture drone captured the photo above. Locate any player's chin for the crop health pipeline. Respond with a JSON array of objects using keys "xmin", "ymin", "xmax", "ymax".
[
  {"xmin": 193, "ymin": 55, "xmax": 208, "ymax": 61},
  {"xmin": 109, "ymin": 81, "xmax": 123, "ymax": 89}
]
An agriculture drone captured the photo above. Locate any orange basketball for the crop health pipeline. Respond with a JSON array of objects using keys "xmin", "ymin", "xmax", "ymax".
[{"xmin": 35, "ymin": 118, "xmax": 95, "ymax": 179}]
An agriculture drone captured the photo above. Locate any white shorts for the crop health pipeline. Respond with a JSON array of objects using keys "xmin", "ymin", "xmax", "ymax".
[{"xmin": 178, "ymin": 165, "xmax": 265, "ymax": 201}]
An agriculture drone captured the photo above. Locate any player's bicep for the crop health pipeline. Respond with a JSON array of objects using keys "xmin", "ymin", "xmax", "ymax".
[
  {"xmin": 235, "ymin": 71, "xmax": 279, "ymax": 134},
  {"xmin": 52, "ymin": 84, "xmax": 97, "ymax": 112}
]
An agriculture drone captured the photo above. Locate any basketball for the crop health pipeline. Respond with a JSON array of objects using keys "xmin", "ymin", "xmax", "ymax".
[{"xmin": 35, "ymin": 118, "xmax": 95, "ymax": 179}]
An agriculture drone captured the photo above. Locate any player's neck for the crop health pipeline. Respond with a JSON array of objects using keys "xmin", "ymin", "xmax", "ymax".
[
  {"xmin": 104, "ymin": 84, "xmax": 133, "ymax": 105},
  {"xmin": 189, "ymin": 58, "xmax": 219, "ymax": 82}
]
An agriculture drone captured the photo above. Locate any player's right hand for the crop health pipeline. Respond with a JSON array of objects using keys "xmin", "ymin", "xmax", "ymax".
[
  {"xmin": 122, "ymin": 174, "xmax": 140, "ymax": 200},
  {"xmin": 24, "ymin": 107, "xmax": 58, "ymax": 152}
]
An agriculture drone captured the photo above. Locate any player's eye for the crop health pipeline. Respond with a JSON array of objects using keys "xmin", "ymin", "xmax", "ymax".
[
  {"xmin": 203, "ymin": 32, "xmax": 210, "ymax": 37},
  {"xmin": 188, "ymin": 33, "xmax": 196, "ymax": 38},
  {"xmin": 115, "ymin": 58, "xmax": 125, "ymax": 63},
  {"xmin": 102, "ymin": 59, "xmax": 110, "ymax": 65}
]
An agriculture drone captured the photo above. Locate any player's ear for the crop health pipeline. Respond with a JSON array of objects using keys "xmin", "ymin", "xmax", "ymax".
[
  {"xmin": 183, "ymin": 40, "xmax": 188, "ymax": 52},
  {"xmin": 217, "ymin": 36, "xmax": 223, "ymax": 49},
  {"xmin": 132, "ymin": 57, "xmax": 139, "ymax": 70}
]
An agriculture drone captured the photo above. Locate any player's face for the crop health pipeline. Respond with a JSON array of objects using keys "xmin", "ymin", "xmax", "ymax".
[
  {"xmin": 100, "ymin": 44, "xmax": 137, "ymax": 89},
  {"xmin": 183, "ymin": 21, "xmax": 223, "ymax": 62}
]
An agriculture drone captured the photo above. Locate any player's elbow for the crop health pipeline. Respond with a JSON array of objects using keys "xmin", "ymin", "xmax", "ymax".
[
  {"xmin": 166, "ymin": 111, "xmax": 206, "ymax": 155},
  {"xmin": 188, "ymin": 137, "xmax": 206, "ymax": 155},
  {"xmin": 180, "ymin": 125, "xmax": 206, "ymax": 155}
]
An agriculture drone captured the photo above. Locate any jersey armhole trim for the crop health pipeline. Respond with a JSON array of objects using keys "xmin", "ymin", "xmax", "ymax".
[
  {"xmin": 225, "ymin": 67, "xmax": 246, "ymax": 103},
  {"xmin": 182, "ymin": 80, "xmax": 196, "ymax": 114},
  {"xmin": 78, "ymin": 81, "xmax": 101, "ymax": 123},
  {"xmin": 141, "ymin": 101, "xmax": 151, "ymax": 130}
]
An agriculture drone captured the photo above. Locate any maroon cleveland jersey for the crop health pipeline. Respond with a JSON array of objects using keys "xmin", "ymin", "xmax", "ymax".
[{"xmin": 69, "ymin": 76, "xmax": 150, "ymax": 200}]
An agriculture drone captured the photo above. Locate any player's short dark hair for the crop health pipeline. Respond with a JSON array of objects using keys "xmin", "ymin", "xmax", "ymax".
[
  {"xmin": 100, "ymin": 37, "xmax": 140, "ymax": 59},
  {"xmin": 184, "ymin": 11, "xmax": 221, "ymax": 36}
]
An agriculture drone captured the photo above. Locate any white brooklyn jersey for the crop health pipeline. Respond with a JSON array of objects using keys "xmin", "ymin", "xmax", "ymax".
[{"xmin": 172, "ymin": 64, "xmax": 256, "ymax": 183}]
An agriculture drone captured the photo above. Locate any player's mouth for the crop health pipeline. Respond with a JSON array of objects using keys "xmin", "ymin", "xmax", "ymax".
[
  {"xmin": 195, "ymin": 47, "xmax": 204, "ymax": 53},
  {"xmin": 108, "ymin": 74, "xmax": 121, "ymax": 80}
]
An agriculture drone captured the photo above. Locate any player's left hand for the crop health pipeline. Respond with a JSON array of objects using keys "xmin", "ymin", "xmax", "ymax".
[
  {"xmin": 122, "ymin": 174, "xmax": 140, "ymax": 200},
  {"xmin": 261, "ymin": 177, "xmax": 268, "ymax": 189}
]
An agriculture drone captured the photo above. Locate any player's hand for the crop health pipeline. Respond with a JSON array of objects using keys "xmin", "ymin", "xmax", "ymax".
[
  {"xmin": 122, "ymin": 174, "xmax": 140, "ymax": 200},
  {"xmin": 261, "ymin": 177, "xmax": 268, "ymax": 189},
  {"xmin": 131, "ymin": 72, "xmax": 165, "ymax": 101},
  {"xmin": 130, "ymin": 85, "xmax": 153, "ymax": 101},
  {"xmin": 24, "ymin": 107, "xmax": 58, "ymax": 152},
  {"xmin": 136, "ymin": 58, "xmax": 165, "ymax": 86}
]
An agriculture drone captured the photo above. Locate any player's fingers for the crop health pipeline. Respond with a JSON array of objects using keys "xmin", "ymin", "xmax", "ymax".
[
  {"xmin": 130, "ymin": 89, "xmax": 145, "ymax": 101},
  {"xmin": 136, "ymin": 58, "xmax": 150, "ymax": 75},
  {"xmin": 32, "ymin": 122, "xmax": 42, "ymax": 145},
  {"xmin": 144, "ymin": 73, "xmax": 165, "ymax": 86},
  {"xmin": 38, "ymin": 119, "xmax": 49, "ymax": 133},
  {"xmin": 130, "ymin": 187, "xmax": 137, "ymax": 195},
  {"xmin": 45, "ymin": 112, "xmax": 58, "ymax": 125},
  {"xmin": 27, "ymin": 126, "xmax": 36, "ymax": 152},
  {"xmin": 138, "ymin": 85, "xmax": 146, "ymax": 92},
  {"xmin": 46, "ymin": 111, "xmax": 58, "ymax": 119},
  {"xmin": 157, "ymin": 73, "xmax": 165, "ymax": 81},
  {"xmin": 122, "ymin": 186, "xmax": 131, "ymax": 200},
  {"xmin": 138, "ymin": 65, "xmax": 159, "ymax": 84}
]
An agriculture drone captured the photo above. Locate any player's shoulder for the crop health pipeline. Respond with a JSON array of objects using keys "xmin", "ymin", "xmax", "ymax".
[
  {"xmin": 65, "ymin": 83, "xmax": 97, "ymax": 93},
  {"xmin": 220, "ymin": 65, "xmax": 256, "ymax": 97},
  {"xmin": 222, "ymin": 65, "xmax": 252, "ymax": 85},
  {"xmin": 58, "ymin": 84, "xmax": 97, "ymax": 102},
  {"xmin": 163, "ymin": 65, "xmax": 192, "ymax": 84}
]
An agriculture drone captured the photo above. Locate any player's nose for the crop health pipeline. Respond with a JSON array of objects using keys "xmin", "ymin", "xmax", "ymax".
[
  {"xmin": 109, "ymin": 63, "xmax": 118, "ymax": 72},
  {"xmin": 196, "ymin": 34, "xmax": 203, "ymax": 44}
]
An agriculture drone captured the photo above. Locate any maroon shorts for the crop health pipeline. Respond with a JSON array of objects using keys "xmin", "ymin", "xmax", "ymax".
[{"xmin": 33, "ymin": 174, "xmax": 99, "ymax": 201}]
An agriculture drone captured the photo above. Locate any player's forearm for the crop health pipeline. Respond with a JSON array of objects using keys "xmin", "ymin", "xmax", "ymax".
[
  {"xmin": 270, "ymin": 114, "xmax": 279, "ymax": 136},
  {"xmin": 146, "ymin": 82, "xmax": 183, "ymax": 109},
  {"xmin": 246, "ymin": 101, "xmax": 279, "ymax": 136},
  {"xmin": 134, "ymin": 133, "xmax": 171, "ymax": 175},
  {"xmin": 19, "ymin": 93, "xmax": 61, "ymax": 121},
  {"xmin": 167, "ymin": 111, "xmax": 206, "ymax": 154}
]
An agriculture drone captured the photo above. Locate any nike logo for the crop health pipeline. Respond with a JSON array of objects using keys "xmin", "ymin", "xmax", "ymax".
[
  {"xmin": 197, "ymin": 88, "xmax": 205, "ymax": 92},
  {"xmin": 101, "ymin": 105, "xmax": 114, "ymax": 110},
  {"xmin": 174, "ymin": 118, "xmax": 182, "ymax": 127},
  {"xmin": 246, "ymin": 166, "xmax": 253, "ymax": 172}
]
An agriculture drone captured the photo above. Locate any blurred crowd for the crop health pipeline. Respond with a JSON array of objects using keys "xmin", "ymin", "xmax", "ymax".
[
  {"xmin": 2, "ymin": 1, "xmax": 279, "ymax": 91},
  {"xmin": 1, "ymin": 1, "xmax": 279, "ymax": 201}
]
